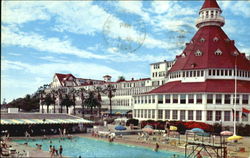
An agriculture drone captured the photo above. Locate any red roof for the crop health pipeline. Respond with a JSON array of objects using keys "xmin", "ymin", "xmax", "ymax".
[
  {"xmin": 201, "ymin": 0, "xmax": 220, "ymax": 10},
  {"xmin": 169, "ymin": 26, "xmax": 250, "ymax": 72},
  {"xmin": 147, "ymin": 80, "xmax": 250, "ymax": 94},
  {"xmin": 55, "ymin": 73, "xmax": 76, "ymax": 86}
]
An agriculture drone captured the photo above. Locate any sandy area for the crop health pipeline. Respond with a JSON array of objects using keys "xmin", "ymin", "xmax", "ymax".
[{"xmin": 2, "ymin": 133, "xmax": 250, "ymax": 158}]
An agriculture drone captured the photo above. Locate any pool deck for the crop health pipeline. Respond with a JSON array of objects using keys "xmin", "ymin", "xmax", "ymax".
[{"xmin": 3, "ymin": 133, "xmax": 250, "ymax": 158}]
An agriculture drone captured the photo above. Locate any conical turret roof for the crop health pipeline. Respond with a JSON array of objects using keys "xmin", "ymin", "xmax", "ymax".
[
  {"xmin": 201, "ymin": 0, "xmax": 220, "ymax": 10},
  {"xmin": 169, "ymin": 25, "xmax": 250, "ymax": 72}
]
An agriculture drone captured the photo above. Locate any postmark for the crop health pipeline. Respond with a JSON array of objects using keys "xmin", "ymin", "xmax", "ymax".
[{"xmin": 103, "ymin": 10, "xmax": 146, "ymax": 53}]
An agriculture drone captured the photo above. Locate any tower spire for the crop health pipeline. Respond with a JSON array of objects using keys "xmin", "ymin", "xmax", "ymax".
[{"xmin": 196, "ymin": 0, "xmax": 225, "ymax": 28}]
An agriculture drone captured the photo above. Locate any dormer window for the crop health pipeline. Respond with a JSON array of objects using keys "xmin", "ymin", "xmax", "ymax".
[
  {"xmin": 215, "ymin": 49, "xmax": 222, "ymax": 55},
  {"xmin": 232, "ymin": 51, "xmax": 239, "ymax": 56},
  {"xmin": 190, "ymin": 40, "xmax": 194, "ymax": 44},
  {"xmin": 200, "ymin": 38, "xmax": 205, "ymax": 42},
  {"xmin": 195, "ymin": 50, "xmax": 203, "ymax": 56},
  {"xmin": 213, "ymin": 37, "xmax": 219, "ymax": 42},
  {"xmin": 181, "ymin": 52, "xmax": 186, "ymax": 57}
]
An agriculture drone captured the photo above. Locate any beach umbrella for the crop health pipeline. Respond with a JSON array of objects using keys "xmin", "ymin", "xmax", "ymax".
[
  {"xmin": 144, "ymin": 125, "xmax": 153, "ymax": 129},
  {"xmin": 196, "ymin": 132, "xmax": 210, "ymax": 137},
  {"xmin": 227, "ymin": 135, "xmax": 243, "ymax": 141},
  {"xmin": 220, "ymin": 131, "xmax": 233, "ymax": 136},
  {"xmin": 191, "ymin": 128, "xmax": 204, "ymax": 133},
  {"xmin": 142, "ymin": 128, "xmax": 154, "ymax": 134},
  {"xmin": 170, "ymin": 126, "xmax": 177, "ymax": 131},
  {"xmin": 115, "ymin": 125, "xmax": 126, "ymax": 131}
]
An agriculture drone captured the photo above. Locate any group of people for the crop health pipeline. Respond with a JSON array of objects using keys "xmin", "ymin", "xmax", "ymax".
[{"xmin": 49, "ymin": 145, "xmax": 63, "ymax": 157}]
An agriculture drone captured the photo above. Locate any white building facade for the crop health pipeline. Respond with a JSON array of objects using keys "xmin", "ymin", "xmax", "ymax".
[{"xmin": 41, "ymin": 0, "xmax": 250, "ymax": 126}]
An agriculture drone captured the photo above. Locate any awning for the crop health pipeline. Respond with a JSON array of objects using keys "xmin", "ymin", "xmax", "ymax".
[
  {"xmin": 105, "ymin": 109, "xmax": 130, "ymax": 114},
  {"xmin": 0, "ymin": 118, "xmax": 93, "ymax": 125}
]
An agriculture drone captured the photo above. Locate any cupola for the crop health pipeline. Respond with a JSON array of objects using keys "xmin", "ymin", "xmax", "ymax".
[{"xmin": 196, "ymin": 0, "xmax": 225, "ymax": 28}]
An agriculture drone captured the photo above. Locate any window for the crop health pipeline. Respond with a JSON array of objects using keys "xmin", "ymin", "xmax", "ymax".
[
  {"xmin": 148, "ymin": 110, "xmax": 151, "ymax": 119},
  {"xmin": 207, "ymin": 94, "xmax": 213, "ymax": 104},
  {"xmin": 188, "ymin": 94, "xmax": 194, "ymax": 103},
  {"xmin": 243, "ymin": 94, "xmax": 248, "ymax": 104},
  {"xmin": 141, "ymin": 109, "xmax": 144, "ymax": 118},
  {"xmin": 165, "ymin": 94, "xmax": 170, "ymax": 103},
  {"xmin": 180, "ymin": 94, "xmax": 186, "ymax": 104},
  {"xmin": 224, "ymin": 94, "xmax": 231, "ymax": 104},
  {"xmin": 216, "ymin": 94, "xmax": 222, "ymax": 104},
  {"xmin": 224, "ymin": 111, "xmax": 231, "ymax": 121},
  {"xmin": 234, "ymin": 94, "xmax": 239, "ymax": 104},
  {"xmin": 173, "ymin": 94, "xmax": 178, "ymax": 103},
  {"xmin": 215, "ymin": 111, "xmax": 221, "ymax": 121},
  {"xmin": 180, "ymin": 110, "xmax": 186, "ymax": 120},
  {"xmin": 158, "ymin": 110, "xmax": 163, "ymax": 119},
  {"xmin": 200, "ymin": 38, "xmax": 205, "ymax": 42},
  {"xmin": 215, "ymin": 49, "xmax": 222, "ymax": 55},
  {"xmin": 195, "ymin": 50, "xmax": 203, "ymax": 56},
  {"xmin": 213, "ymin": 37, "xmax": 219, "ymax": 42},
  {"xmin": 206, "ymin": 111, "xmax": 213, "ymax": 121},
  {"xmin": 196, "ymin": 94, "xmax": 202, "ymax": 104},
  {"xmin": 221, "ymin": 70, "xmax": 224, "ymax": 76},
  {"xmin": 158, "ymin": 95, "xmax": 163, "ymax": 104},
  {"xmin": 172, "ymin": 110, "xmax": 178, "ymax": 120},
  {"xmin": 152, "ymin": 95, "xmax": 155, "ymax": 103},
  {"xmin": 196, "ymin": 110, "xmax": 202, "ymax": 120},
  {"xmin": 209, "ymin": 69, "xmax": 212, "ymax": 76},
  {"xmin": 152, "ymin": 110, "xmax": 155, "ymax": 119},
  {"xmin": 144, "ymin": 109, "xmax": 147, "ymax": 118},
  {"xmin": 165, "ymin": 110, "xmax": 170, "ymax": 120},
  {"xmin": 134, "ymin": 110, "xmax": 137, "ymax": 118},
  {"xmin": 137, "ymin": 109, "xmax": 140, "ymax": 118},
  {"xmin": 225, "ymin": 70, "xmax": 228, "ymax": 76},
  {"xmin": 188, "ymin": 110, "xmax": 194, "ymax": 120},
  {"xmin": 149, "ymin": 96, "xmax": 151, "ymax": 103}
]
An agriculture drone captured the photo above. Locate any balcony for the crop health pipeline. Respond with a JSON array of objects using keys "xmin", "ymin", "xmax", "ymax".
[{"xmin": 196, "ymin": 16, "xmax": 225, "ymax": 27}]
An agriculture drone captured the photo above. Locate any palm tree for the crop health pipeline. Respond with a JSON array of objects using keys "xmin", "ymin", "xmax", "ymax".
[
  {"xmin": 50, "ymin": 89, "xmax": 57, "ymax": 113},
  {"xmin": 68, "ymin": 88, "xmax": 77, "ymax": 115},
  {"xmin": 84, "ymin": 90, "xmax": 101, "ymax": 115},
  {"xmin": 76, "ymin": 88, "xmax": 87, "ymax": 118},
  {"xmin": 103, "ymin": 84, "xmax": 116, "ymax": 115},
  {"xmin": 37, "ymin": 84, "xmax": 49, "ymax": 113},
  {"xmin": 94, "ymin": 86, "xmax": 103, "ymax": 117},
  {"xmin": 54, "ymin": 88, "xmax": 64, "ymax": 113},
  {"xmin": 61, "ymin": 94, "xmax": 74, "ymax": 114},
  {"xmin": 117, "ymin": 76, "xmax": 125, "ymax": 82},
  {"xmin": 42, "ymin": 93, "xmax": 55, "ymax": 113}
]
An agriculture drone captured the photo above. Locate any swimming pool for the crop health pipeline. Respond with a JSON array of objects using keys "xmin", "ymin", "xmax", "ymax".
[{"xmin": 14, "ymin": 137, "xmax": 184, "ymax": 158}]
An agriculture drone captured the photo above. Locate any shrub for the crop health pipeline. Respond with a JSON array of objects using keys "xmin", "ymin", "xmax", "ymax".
[{"xmin": 126, "ymin": 118, "xmax": 139, "ymax": 126}]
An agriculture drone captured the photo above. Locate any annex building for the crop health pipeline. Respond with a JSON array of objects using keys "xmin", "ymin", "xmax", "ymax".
[{"xmin": 42, "ymin": 0, "xmax": 250, "ymax": 126}]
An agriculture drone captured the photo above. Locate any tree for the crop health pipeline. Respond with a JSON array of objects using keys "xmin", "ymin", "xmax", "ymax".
[
  {"xmin": 61, "ymin": 94, "xmax": 74, "ymax": 114},
  {"xmin": 94, "ymin": 86, "xmax": 103, "ymax": 117},
  {"xmin": 42, "ymin": 93, "xmax": 55, "ymax": 113},
  {"xmin": 68, "ymin": 88, "xmax": 77, "ymax": 115},
  {"xmin": 117, "ymin": 76, "xmax": 125, "ymax": 82},
  {"xmin": 76, "ymin": 88, "xmax": 87, "ymax": 118},
  {"xmin": 84, "ymin": 90, "xmax": 101, "ymax": 115},
  {"xmin": 37, "ymin": 84, "xmax": 49, "ymax": 113},
  {"xmin": 50, "ymin": 89, "xmax": 58, "ymax": 113},
  {"xmin": 103, "ymin": 84, "xmax": 116, "ymax": 115},
  {"xmin": 7, "ymin": 94, "xmax": 39, "ymax": 111}
]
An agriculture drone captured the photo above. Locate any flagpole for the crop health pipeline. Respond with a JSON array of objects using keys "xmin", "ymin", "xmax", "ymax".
[{"xmin": 233, "ymin": 54, "xmax": 237, "ymax": 136}]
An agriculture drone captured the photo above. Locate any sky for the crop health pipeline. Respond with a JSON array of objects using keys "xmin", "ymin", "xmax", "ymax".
[{"xmin": 1, "ymin": 0, "xmax": 250, "ymax": 103}]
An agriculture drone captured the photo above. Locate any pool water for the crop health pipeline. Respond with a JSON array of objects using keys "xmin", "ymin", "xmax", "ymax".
[{"xmin": 14, "ymin": 137, "xmax": 184, "ymax": 158}]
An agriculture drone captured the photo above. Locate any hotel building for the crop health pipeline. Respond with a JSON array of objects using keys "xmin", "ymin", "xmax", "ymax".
[{"xmin": 42, "ymin": 0, "xmax": 250, "ymax": 126}]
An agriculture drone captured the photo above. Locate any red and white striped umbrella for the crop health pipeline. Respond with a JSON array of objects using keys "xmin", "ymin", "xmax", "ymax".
[{"xmin": 220, "ymin": 131, "xmax": 233, "ymax": 136}]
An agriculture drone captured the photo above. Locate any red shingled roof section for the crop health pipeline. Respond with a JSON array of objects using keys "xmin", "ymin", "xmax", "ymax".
[
  {"xmin": 169, "ymin": 26, "xmax": 250, "ymax": 72},
  {"xmin": 55, "ymin": 73, "xmax": 76, "ymax": 86},
  {"xmin": 201, "ymin": 0, "xmax": 220, "ymax": 10},
  {"xmin": 147, "ymin": 80, "xmax": 250, "ymax": 94}
]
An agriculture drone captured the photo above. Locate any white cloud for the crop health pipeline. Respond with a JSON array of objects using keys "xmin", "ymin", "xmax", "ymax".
[
  {"xmin": 219, "ymin": 1, "xmax": 250, "ymax": 18},
  {"xmin": 2, "ymin": 1, "xmax": 50, "ymax": 24},
  {"xmin": 2, "ymin": 26, "xmax": 107, "ymax": 59}
]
